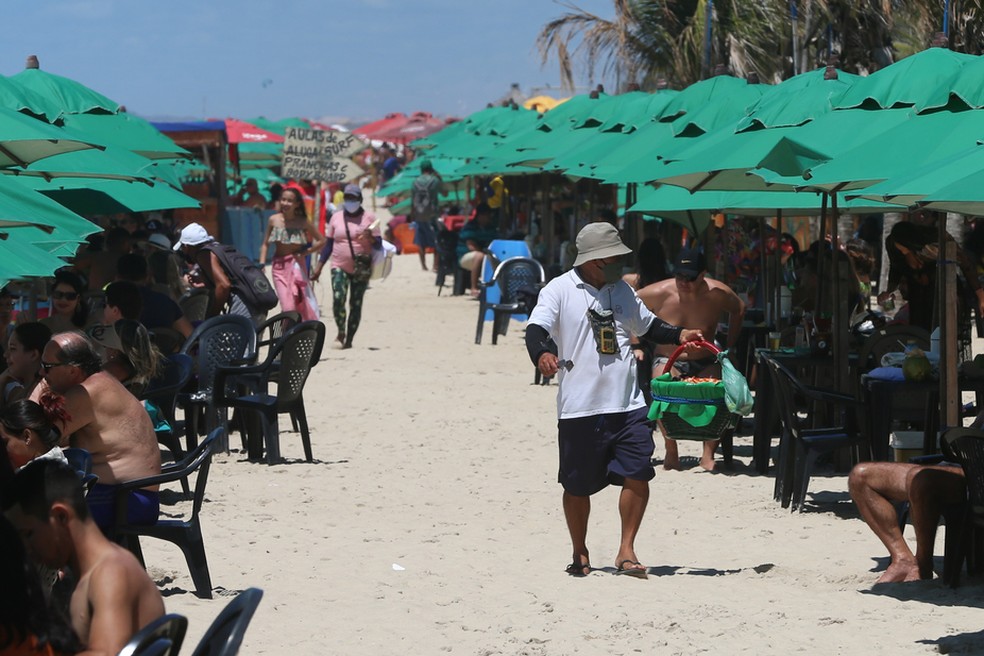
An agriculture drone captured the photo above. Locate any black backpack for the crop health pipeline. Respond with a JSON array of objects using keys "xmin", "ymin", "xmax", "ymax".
[{"xmin": 203, "ymin": 243, "xmax": 278, "ymax": 312}]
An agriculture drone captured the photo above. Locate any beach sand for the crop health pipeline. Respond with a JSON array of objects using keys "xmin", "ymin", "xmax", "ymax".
[{"xmin": 149, "ymin": 218, "xmax": 984, "ymax": 655}]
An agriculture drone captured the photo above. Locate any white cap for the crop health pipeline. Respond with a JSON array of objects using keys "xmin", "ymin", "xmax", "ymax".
[{"xmin": 173, "ymin": 223, "xmax": 213, "ymax": 250}]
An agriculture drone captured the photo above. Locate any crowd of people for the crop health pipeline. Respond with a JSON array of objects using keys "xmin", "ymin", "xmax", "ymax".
[{"xmin": 6, "ymin": 156, "xmax": 984, "ymax": 654}]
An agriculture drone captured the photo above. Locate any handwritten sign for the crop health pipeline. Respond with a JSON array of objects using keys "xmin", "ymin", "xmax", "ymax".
[{"xmin": 281, "ymin": 128, "xmax": 365, "ymax": 182}]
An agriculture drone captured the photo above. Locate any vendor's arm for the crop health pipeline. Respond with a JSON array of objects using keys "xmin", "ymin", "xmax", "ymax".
[
  {"xmin": 525, "ymin": 323, "xmax": 559, "ymax": 376},
  {"xmin": 638, "ymin": 317, "xmax": 702, "ymax": 347}
]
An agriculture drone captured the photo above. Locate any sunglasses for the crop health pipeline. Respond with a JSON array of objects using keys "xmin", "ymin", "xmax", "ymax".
[
  {"xmin": 52, "ymin": 291, "xmax": 79, "ymax": 301},
  {"xmin": 674, "ymin": 273, "xmax": 699, "ymax": 283},
  {"xmin": 40, "ymin": 360, "xmax": 79, "ymax": 372}
]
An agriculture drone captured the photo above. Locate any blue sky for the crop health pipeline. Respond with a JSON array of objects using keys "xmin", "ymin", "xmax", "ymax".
[{"xmin": 4, "ymin": 0, "xmax": 616, "ymax": 125}]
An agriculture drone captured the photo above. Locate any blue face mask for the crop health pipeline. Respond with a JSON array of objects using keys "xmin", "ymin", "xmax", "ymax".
[{"xmin": 343, "ymin": 200, "xmax": 361, "ymax": 214}]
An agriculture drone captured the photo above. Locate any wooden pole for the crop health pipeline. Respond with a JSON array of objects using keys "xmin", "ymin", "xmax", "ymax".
[{"xmin": 942, "ymin": 235, "xmax": 959, "ymax": 428}]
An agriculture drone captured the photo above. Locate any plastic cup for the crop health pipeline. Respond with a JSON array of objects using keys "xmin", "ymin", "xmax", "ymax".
[{"xmin": 768, "ymin": 331, "xmax": 781, "ymax": 351}]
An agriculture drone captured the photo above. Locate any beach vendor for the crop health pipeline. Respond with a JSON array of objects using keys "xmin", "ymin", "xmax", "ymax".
[
  {"xmin": 636, "ymin": 247, "xmax": 745, "ymax": 471},
  {"xmin": 258, "ymin": 186, "xmax": 325, "ymax": 321},
  {"xmin": 525, "ymin": 223, "xmax": 702, "ymax": 579}
]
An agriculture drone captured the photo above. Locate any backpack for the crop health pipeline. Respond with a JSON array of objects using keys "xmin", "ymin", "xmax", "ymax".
[
  {"xmin": 412, "ymin": 174, "xmax": 438, "ymax": 220},
  {"xmin": 204, "ymin": 243, "xmax": 279, "ymax": 312}
]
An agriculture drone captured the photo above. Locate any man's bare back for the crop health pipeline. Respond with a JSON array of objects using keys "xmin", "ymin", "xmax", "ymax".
[
  {"xmin": 71, "ymin": 539, "xmax": 166, "ymax": 654},
  {"xmin": 34, "ymin": 334, "xmax": 160, "ymax": 486}
]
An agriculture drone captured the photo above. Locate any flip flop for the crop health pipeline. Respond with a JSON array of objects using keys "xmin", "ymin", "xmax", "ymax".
[
  {"xmin": 565, "ymin": 561, "xmax": 591, "ymax": 578},
  {"xmin": 615, "ymin": 560, "xmax": 649, "ymax": 579}
]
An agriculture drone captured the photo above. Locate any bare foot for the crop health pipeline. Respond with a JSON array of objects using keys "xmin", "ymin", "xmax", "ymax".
[
  {"xmin": 700, "ymin": 455, "xmax": 716, "ymax": 472},
  {"xmin": 662, "ymin": 456, "xmax": 680, "ymax": 470},
  {"xmin": 875, "ymin": 559, "xmax": 922, "ymax": 584}
]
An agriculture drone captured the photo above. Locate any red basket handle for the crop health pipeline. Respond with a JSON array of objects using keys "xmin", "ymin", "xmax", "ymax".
[{"xmin": 661, "ymin": 340, "xmax": 721, "ymax": 376}]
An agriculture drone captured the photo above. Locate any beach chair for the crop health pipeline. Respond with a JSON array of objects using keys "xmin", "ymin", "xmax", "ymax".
[
  {"xmin": 214, "ymin": 321, "xmax": 325, "ymax": 464},
  {"xmin": 255, "ymin": 311, "xmax": 301, "ymax": 355},
  {"xmin": 141, "ymin": 353, "xmax": 195, "ymax": 491},
  {"xmin": 117, "ymin": 613, "xmax": 188, "ymax": 656},
  {"xmin": 475, "ymin": 256, "xmax": 545, "ymax": 345},
  {"xmin": 939, "ymin": 428, "xmax": 984, "ymax": 586},
  {"xmin": 178, "ymin": 315, "xmax": 257, "ymax": 452},
  {"xmin": 113, "ymin": 429, "xmax": 222, "ymax": 599},
  {"xmin": 765, "ymin": 356, "xmax": 868, "ymax": 511},
  {"xmin": 189, "ymin": 588, "xmax": 263, "ymax": 656}
]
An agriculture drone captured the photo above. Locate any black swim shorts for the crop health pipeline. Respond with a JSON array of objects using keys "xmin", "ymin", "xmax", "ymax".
[{"xmin": 557, "ymin": 407, "xmax": 655, "ymax": 496}]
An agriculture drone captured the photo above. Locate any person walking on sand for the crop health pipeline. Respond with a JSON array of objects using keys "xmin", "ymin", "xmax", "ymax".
[
  {"xmin": 411, "ymin": 159, "xmax": 443, "ymax": 272},
  {"xmin": 635, "ymin": 247, "xmax": 745, "ymax": 472},
  {"xmin": 312, "ymin": 184, "xmax": 381, "ymax": 349},
  {"xmin": 525, "ymin": 223, "xmax": 702, "ymax": 579},
  {"xmin": 258, "ymin": 187, "xmax": 325, "ymax": 321}
]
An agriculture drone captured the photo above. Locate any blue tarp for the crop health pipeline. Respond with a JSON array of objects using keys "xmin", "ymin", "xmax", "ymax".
[
  {"xmin": 221, "ymin": 207, "xmax": 272, "ymax": 263},
  {"xmin": 151, "ymin": 121, "xmax": 226, "ymax": 132}
]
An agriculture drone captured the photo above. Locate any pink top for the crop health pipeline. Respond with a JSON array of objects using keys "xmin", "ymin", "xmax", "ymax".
[{"xmin": 326, "ymin": 210, "xmax": 380, "ymax": 274}]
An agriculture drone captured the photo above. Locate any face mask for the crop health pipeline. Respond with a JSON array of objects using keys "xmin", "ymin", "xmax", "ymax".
[
  {"xmin": 601, "ymin": 261, "xmax": 622, "ymax": 285},
  {"xmin": 343, "ymin": 200, "xmax": 361, "ymax": 214}
]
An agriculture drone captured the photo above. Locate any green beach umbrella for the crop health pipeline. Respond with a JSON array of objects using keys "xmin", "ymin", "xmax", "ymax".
[
  {"xmin": 9, "ymin": 145, "xmax": 163, "ymax": 182},
  {"xmin": 846, "ymin": 145, "xmax": 984, "ymax": 214},
  {"xmin": 20, "ymin": 175, "xmax": 199, "ymax": 214},
  {"xmin": 649, "ymin": 107, "xmax": 915, "ymax": 192},
  {"xmin": 9, "ymin": 60, "xmax": 121, "ymax": 118},
  {"xmin": 59, "ymin": 112, "xmax": 188, "ymax": 160},
  {"xmin": 797, "ymin": 108, "xmax": 984, "ymax": 192},
  {"xmin": 0, "ymin": 106, "xmax": 101, "ymax": 167},
  {"xmin": 833, "ymin": 46, "xmax": 974, "ymax": 110},
  {"xmin": 0, "ymin": 235, "xmax": 73, "ymax": 286},
  {"xmin": 0, "ymin": 175, "xmax": 100, "ymax": 232},
  {"xmin": 0, "ymin": 73, "xmax": 62, "ymax": 121}
]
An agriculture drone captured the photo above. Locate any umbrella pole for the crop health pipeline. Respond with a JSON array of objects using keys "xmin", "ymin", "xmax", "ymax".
[
  {"xmin": 940, "ymin": 219, "xmax": 959, "ymax": 429},
  {"xmin": 775, "ymin": 209, "xmax": 783, "ymax": 328},
  {"xmin": 758, "ymin": 215, "xmax": 767, "ymax": 321},
  {"xmin": 815, "ymin": 193, "xmax": 828, "ymax": 318},
  {"xmin": 830, "ymin": 192, "xmax": 849, "ymax": 393}
]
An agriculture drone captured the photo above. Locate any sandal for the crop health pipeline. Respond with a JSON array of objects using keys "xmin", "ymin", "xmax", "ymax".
[
  {"xmin": 565, "ymin": 561, "xmax": 591, "ymax": 577},
  {"xmin": 615, "ymin": 559, "xmax": 648, "ymax": 579}
]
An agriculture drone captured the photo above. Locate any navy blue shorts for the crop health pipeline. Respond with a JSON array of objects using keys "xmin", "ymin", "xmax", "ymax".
[
  {"xmin": 557, "ymin": 407, "xmax": 655, "ymax": 496},
  {"xmin": 87, "ymin": 483, "xmax": 160, "ymax": 532},
  {"xmin": 413, "ymin": 220, "xmax": 437, "ymax": 248}
]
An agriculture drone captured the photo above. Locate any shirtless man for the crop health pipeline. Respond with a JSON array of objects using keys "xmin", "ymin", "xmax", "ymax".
[
  {"xmin": 636, "ymin": 248, "xmax": 745, "ymax": 471},
  {"xmin": 5, "ymin": 458, "xmax": 165, "ymax": 655},
  {"xmin": 31, "ymin": 331, "xmax": 161, "ymax": 531},
  {"xmin": 849, "ymin": 460, "xmax": 965, "ymax": 583}
]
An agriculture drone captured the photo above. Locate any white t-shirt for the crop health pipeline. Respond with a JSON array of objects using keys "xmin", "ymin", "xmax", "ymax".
[{"xmin": 529, "ymin": 270, "xmax": 658, "ymax": 419}]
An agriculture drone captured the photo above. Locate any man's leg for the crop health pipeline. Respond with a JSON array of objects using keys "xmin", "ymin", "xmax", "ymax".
[
  {"xmin": 470, "ymin": 253, "xmax": 484, "ymax": 294},
  {"xmin": 662, "ymin": 433, "xmax": 679, "ymax": 470},
  {"xmin": 615, "ymin": 478, "xmax": 649, "ymax": 573},
  {"xmin": 563, "ymin": 492, "xmax": 591, "ymax": 575},
  {"xmin": 701, "ymin": 439, "xmax": 719, "ymax": 472},
  {"xmin": 848, "ymin": 462, "xmax": 920, "ymax": 583},
  {"xmin": 908, "ymin": 466, "xmax": 966, "ymax": 580}
]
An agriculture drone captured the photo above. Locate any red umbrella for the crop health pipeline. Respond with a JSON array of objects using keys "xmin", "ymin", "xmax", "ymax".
[
  {"xmin": 372, "ymin": 111, "xmax": 448, "ymax": 143},
  {"xmin": 353, "ymin": 112, "xmax": 407, "ymax": 140},
  {"xmin": 220, "ymin": 118, "xmax": 284, "ymax": 143}
]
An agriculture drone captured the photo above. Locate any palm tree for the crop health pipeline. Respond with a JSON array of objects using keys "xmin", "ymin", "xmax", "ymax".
[{"xmin": 537, "ymin": 0, "xmax": 984, "ymax": 92}]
